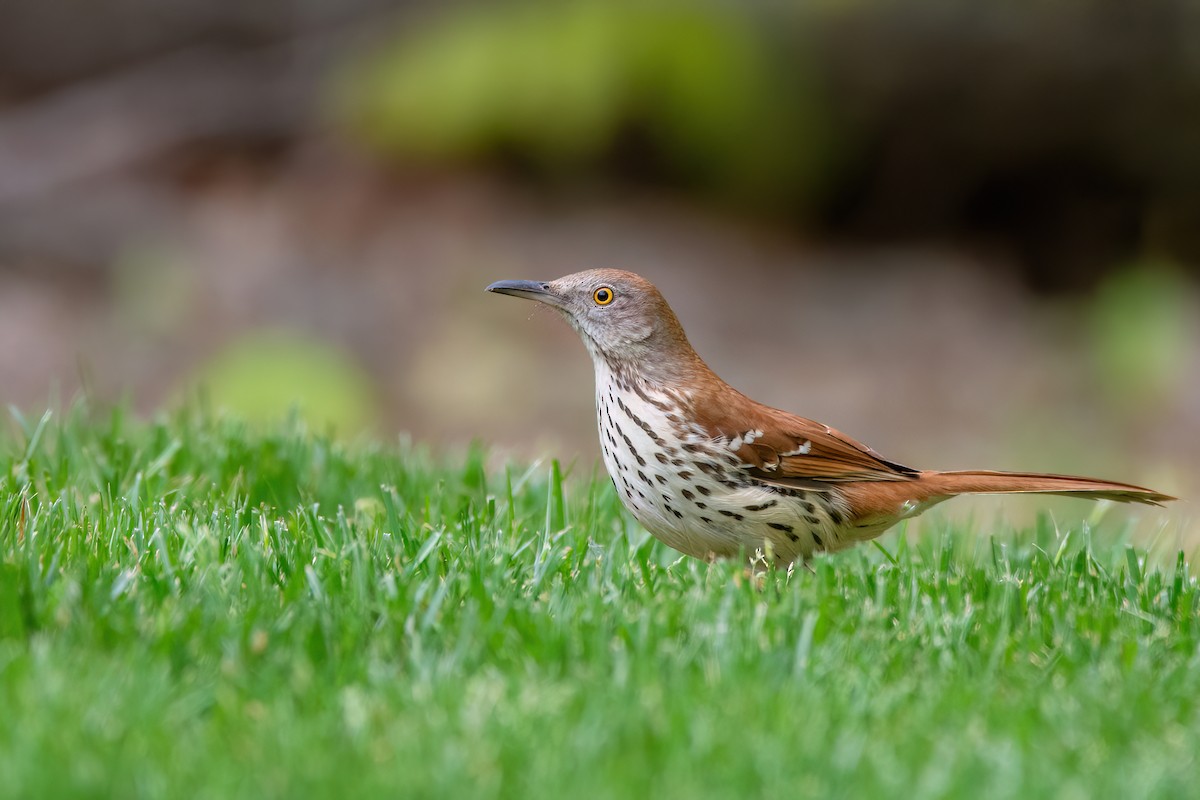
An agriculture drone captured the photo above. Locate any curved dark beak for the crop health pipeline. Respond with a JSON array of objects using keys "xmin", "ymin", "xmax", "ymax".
[{"xmin": 486, "ymin": 279, "xmax": 557, "ymax": 303}]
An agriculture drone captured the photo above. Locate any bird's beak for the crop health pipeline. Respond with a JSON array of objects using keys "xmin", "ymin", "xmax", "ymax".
[{"xmin": 486, "ymin": 279, "xmax": 560, "ymax": 306}]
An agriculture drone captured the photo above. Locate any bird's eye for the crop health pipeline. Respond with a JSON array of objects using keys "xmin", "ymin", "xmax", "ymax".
[{"xmin": 593, "ymin": 286, "xmax": 615, "ymax": 306}]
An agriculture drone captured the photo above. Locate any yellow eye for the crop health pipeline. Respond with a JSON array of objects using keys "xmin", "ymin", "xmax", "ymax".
[{"xmin": 593, "ymin": 286, "xmax": 615, "ymax": 305}]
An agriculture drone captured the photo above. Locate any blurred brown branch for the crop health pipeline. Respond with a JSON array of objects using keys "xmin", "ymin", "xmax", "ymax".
[{"xmin": 0, "ymin": 37, "xmax": 343, "ymax": 208}]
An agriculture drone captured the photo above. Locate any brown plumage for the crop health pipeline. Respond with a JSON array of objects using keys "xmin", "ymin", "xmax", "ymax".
[{"xmin": 488, "ymin": 269, "xmax": 1174, "ymax": 565}]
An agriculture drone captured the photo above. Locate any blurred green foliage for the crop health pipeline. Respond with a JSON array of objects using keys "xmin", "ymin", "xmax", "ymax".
[
  {"xmin": 328, "ymin": 0, "xmax": 1200, "ymax": 284},
  {"xmin": 1088, "ymin": 264, "xmax": 1192, "ymax": 410},
  {"xmin": 185, "ymin": 332, "xmax": 378, "ymax": 434},
  {"xmin": 335, "ymin": 1, "xmax": 840, "ymax": 210}
]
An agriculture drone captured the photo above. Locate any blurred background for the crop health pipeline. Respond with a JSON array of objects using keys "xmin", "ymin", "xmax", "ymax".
[{"xmin": 1, "ymin": 0, "xmax": 1196, "ymax": 539}]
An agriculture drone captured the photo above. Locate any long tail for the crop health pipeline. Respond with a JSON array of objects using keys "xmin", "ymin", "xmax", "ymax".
[{"xmin": 921, "ymin": 470, "xmax": 1175, "ymax": 506}]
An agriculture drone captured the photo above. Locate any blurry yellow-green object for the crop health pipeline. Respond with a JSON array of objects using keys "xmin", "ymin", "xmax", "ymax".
[
  {"xmin": 188, "ymin": 333, "xmax": 378, "ymax": 433},
  {"xmin": 335, "ymin": 1, "xmax": 837, "ymax": 209},
  {"xmin": 1089, "ymin": 264, "xmax": 1191, "ymax": 410}
]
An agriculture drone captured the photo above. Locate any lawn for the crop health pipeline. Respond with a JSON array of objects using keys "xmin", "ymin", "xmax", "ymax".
[{"xmin": 1, "ymin": 407, "xmax": 1196, "ymax": 798}]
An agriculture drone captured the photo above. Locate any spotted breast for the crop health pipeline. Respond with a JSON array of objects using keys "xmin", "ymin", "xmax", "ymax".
[{"xmin": 595, "ymin": 363, "xmax": 855, "ymax": 564}]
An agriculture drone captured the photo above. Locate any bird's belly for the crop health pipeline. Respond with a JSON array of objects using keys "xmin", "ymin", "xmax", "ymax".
[
  {"xmin": 609, "ymin": 471, "xmax": 844, "ymax": 564},
  {"xmin": 595, "ymin": 387, "xmax": 847, "ymax": 564}
]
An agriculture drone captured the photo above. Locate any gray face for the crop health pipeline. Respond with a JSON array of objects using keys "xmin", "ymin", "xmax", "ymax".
[{"xmin": 487, "ymin": 269, "xmax": 666, "ymax": 364}]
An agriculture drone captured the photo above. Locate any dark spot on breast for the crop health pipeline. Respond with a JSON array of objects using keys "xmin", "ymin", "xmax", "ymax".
[
  {"xmin": 620, "ymin": 431, "xmax": 645, "ymax": 466},
  {"xmin": 745, "ymin": 500, "xmax": 778, "ymax": 512},
  {"xmin": 655, "ymin": 474, "xmax": 667, "ymax": 485},
  {"xmin": 696, "ymin": 485, "xmax": 711, "ymax": 496},
  {"xmin": 695, "ymin": 502, "xmax": 707, "ymax": 509},
  {"xmin": 656, "ymin": 452, "xmax": 669, "ymax": 465},
  {"xmin": 672, "ymin": 458, "xmax": 685, "ymax": 467},
  {"xmin": 677, "ymin": 470, "xmax": 692, "ymax": 480},
  {"xmin": 681, "ymin": 489, "xmax": 695, "ymax": 500},
  {"xmin": 620, "ymin": 400, "xmax": 665, "ymax": 445},
  {"xmin": 700, "ymin": 516, "xmax": 713, "ymax": 524},
  {"xmin": 802, "ymin": 501, "xmax": 816, "ymax": 514},
  {"xmin": 829, "ymin": 509, "xmax": 844, "ymax": 525},
  {"xmin": 719, "ymin": 510, "xmax": 744, "ymax": 521},
  {"xmin": 630, "ymin": 381, "xmax": 672, "ymax": 411},
  {"xmin": 638, "ymin": 470, "xmax": 651, "ymax": 485},
  {"xmin": 683, "ymin": 443, "xmax": 704, "ymax": 454},
  {"xmin": 767, "ymin": 522, "xmax": 793, "ymax": 533},
  {"xmin": 804, "ymin": 515, "xmax": 821, "ymax": 526},
  {"xmin": 812, "ymin": 532, "xmax": 825, "ymax": 548}
]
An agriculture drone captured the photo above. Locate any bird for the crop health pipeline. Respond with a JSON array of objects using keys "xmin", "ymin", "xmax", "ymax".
[{"xmin": 487, "ymin": 269, "xmax": 1174, "ymax": 566}]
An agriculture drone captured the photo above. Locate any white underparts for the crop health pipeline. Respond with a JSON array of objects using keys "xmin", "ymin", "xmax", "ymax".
[{"xmin": 592, "ymin": 365, "xmax": 853, "ymax": 565}]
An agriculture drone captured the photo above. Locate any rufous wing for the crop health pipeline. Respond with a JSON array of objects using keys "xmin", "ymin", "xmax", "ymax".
[{"xmin": 698, "ymin": 399, "xmax": 919, "ymax": 486}]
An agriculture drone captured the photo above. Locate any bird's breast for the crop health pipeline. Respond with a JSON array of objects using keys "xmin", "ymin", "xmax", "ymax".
[{"xmin": 592, "ymin": 379, "xmax": 842, "ymax": 563}]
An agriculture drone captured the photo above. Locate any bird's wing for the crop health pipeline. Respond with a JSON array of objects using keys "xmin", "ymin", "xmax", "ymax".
[
  {"xmin": 744, "ymin": 421, "xmax": 917, "ymax": 484},
  {"xmin": 702, "ymin": 404, "xmax": 919, "ymax": 486}
]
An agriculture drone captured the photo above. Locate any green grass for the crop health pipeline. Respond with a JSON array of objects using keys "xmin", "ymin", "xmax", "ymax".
[{"xmin": 1, "ymin": 406, "xmax": 1197, "ymax": 799}]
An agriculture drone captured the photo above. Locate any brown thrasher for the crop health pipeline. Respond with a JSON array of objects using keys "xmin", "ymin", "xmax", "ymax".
[{"xmin": 488, "ymin": 269, "xmax": 1173, "ymax": 565}]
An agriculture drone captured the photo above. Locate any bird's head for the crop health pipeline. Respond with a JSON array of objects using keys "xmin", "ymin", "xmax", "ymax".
[{"xmin": 487, "ymin": 269, "xmax": 697, "ymax": 377}]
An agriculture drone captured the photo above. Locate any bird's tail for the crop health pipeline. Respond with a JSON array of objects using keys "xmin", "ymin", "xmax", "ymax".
[{"xmin": 921, "ymin": 470, "xmax": 1174, "ymax": 506}]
